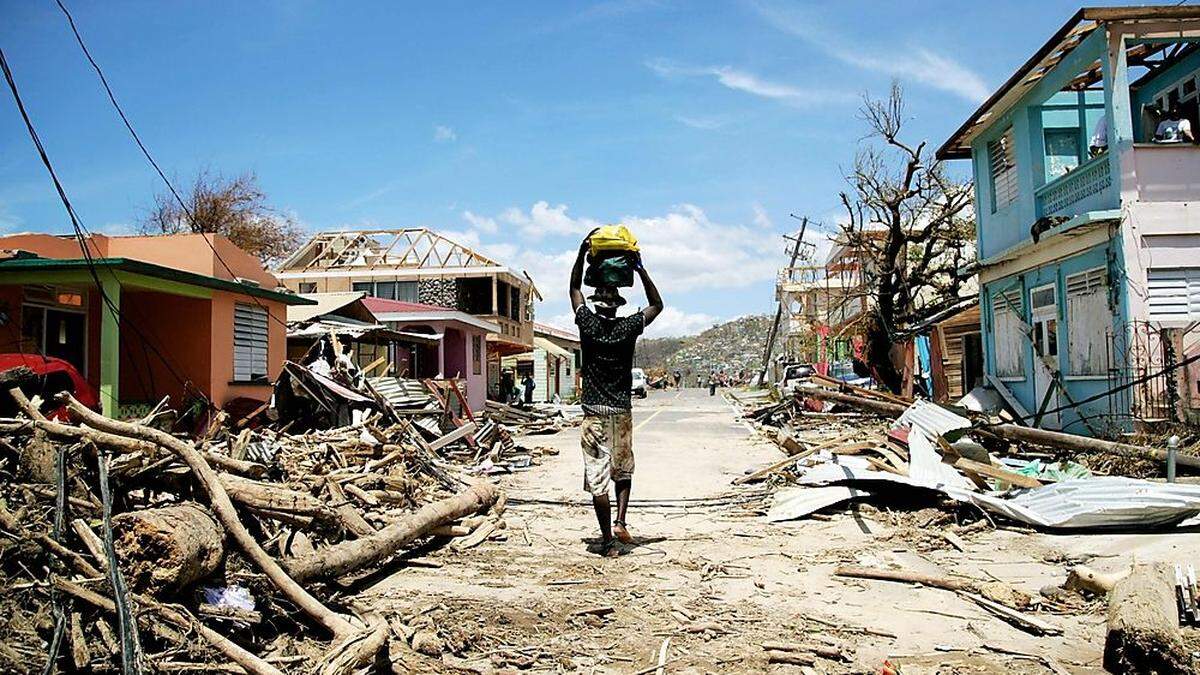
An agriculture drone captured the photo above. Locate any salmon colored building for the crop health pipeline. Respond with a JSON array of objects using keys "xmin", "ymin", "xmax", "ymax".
[{"xmin": 0, "ymin": 232, "xmax": 313, "ymax": 417}]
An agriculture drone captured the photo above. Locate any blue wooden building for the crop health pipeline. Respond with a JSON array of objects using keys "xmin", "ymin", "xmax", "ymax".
[{"xmin": 939, "ymin": 6, "xmax": 1200, "ymax": 435}]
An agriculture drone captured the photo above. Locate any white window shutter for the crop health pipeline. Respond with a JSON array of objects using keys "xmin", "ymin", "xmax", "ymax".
[
  {"xmin": 992, "ymin": 289, "xmax": 1024, "ymax": 378},
  {"xmin": 1148, "ymin": 268, "xmax": 1200, "ymax": 321},
  {"xmin": 1065, "ymin": 268, "xmax": 1108, "ymax": 375},
  {"xmin": 233, "ymin": 303, "xmax": 270, "ymax": 381}
]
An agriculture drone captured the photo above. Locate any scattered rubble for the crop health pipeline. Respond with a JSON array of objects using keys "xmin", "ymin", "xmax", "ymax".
[
  {"xmin": 731, "ymin": 375, "xmax": 1200, "ymax": 672},
  {"xmin": 0, "ymin": 361, "xmax": 577, "ymax": 673}
]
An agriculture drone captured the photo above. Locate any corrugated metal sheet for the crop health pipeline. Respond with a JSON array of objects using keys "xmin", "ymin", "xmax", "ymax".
[
  {"xmin": 368, "ymin": 377, "xmax": 437, "ymax": 410},
  {"xmin": 970, "ymin": 478, "xmax": 1200, "ymax": 529},
  {"xmin": 894, "ymin": 399, "xmax": 971, "ymax": 440},
  {"xmin": 794, "ymin": 462, "xmax": 1200, "ymax": 530},
  {"xmin": 767, "ymin": 486, "xmax": 871, "ymax": 522}
]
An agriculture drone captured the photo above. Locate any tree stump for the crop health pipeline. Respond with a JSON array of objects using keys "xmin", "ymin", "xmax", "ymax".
[
  {"xmin": 113, "ymin": 503, "xmax": 224, "ymax": 594},
  {"xmin": 1103, "ymin": 562, "xmax": 1190, "ymax": 674}
]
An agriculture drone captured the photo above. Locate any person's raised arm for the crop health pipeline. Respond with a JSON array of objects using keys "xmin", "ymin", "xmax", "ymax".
[
  {"xmin": 569, "ymin": 235, "xmax": 590, "ymax": 312},
  {"xmin": 636, "ymin": 255, "xmax": 664, "ymax": 325}
]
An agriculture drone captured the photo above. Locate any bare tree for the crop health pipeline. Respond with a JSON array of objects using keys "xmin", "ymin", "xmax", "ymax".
[
  {"xmin": 838, "ymin": 83, "xmax": 976, "ymax": 393},
  {"xmin": 141, "ymin": 171, "xmax": 304, "ymax": 265}
]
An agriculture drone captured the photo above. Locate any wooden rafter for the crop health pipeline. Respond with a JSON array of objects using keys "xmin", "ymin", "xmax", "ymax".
[{"xmin": 281, "ymin": 228, "xmax": 506, "ymax": 274}]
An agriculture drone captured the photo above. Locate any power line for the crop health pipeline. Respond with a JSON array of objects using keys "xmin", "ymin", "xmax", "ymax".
[
  {"xmin": 0, "ymin": 46, "xmax": 189, "ymax": 402},
  {"xmin": 55, "ymin": 0, "xmax": 291, "ymax": 331}
]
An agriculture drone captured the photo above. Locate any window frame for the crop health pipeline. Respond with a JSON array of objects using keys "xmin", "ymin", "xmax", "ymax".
[
  {"xmin": 1064, "ymin": 266, "xmax": 1110, "ymax": 379},
  {"xmin": 991, "ymin": 288, "xmax": 1026, "ymax": 381},
  {"xmin": 988, "ymin": 126, "xmax": 1019, "ymax": 213},
  {"xmin": 232, "ymin": 302, "xmax": 270, "ymax": 383}
]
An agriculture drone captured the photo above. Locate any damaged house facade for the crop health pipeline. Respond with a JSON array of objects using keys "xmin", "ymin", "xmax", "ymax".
[
  {"xmin": 273, "ymin": 229, "xmax": 538, "ymax": 401},
  {"xmin": 940, "ymin": 5, "xmax": 1200, "ymax": 434},
  {"xmin": 0, "ymin": 232, "xmax": 311, "ymax": 417}
]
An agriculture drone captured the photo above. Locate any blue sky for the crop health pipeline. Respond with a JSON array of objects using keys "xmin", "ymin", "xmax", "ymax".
[{"xmin": 0, "ymin": 1, "xmax": 1129, "ymax": 335}]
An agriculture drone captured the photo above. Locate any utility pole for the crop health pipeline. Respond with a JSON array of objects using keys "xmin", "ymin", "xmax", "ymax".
[{"xmin": 759, "ymin": 216, "xmax": 809, "ymax": 387}]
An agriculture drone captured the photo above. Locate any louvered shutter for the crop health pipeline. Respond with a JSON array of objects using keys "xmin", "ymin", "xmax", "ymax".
[
  {"xmin": 1065, "ymin": 268, "xmax": 1108, "ymax": 375},
  {"xmin": 233, "ymin": 303, "xmax": 269, "ymax": 381},
  {"xmin": 992, "ymin": 289, "xmax": 1024, "ymax": 378},
  {"xmin": 1147, "ymin": 268, "xmax": 1200, "ymax": 321},
  {"xmin": 988, "ymin": 127, "xmax": 1019, "ymax": 212}
]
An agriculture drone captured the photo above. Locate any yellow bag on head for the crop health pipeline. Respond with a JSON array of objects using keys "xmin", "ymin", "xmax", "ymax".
[{"xmin": 588, "ymin": 225, "xmax": 639, "ymax": 255}]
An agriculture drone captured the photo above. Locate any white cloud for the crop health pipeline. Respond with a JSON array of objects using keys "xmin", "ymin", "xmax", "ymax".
[
  {"xmin": 501, "ymin": 200, "xmax": 602, "ymax": 239},
  {"xmin": 433, "ymin": 125, "xmax": 457, "ymax": 142},
  {"xmin": 456, "ymin": 201, "xmax": 784, "ymax": 337},
  {"xmin": 673, "ymin": 114, "xmax": 727, "ymax": 130},
  {"xmin": 642, "ymin": 307, "xmax": 719, "ymax": 338},
  {"xmin": 750, "ymin": 2, "xmax": 990, "ymax": 103},
  {"xmin": 647, "ymin": 59, "xmax": 852, "ymax": 108},
  {"xmin": 752, "ymin": 203, "xmax": 771, "ymax": 229},
  {"xmin": 462, "ymin": 210, "xmax": 498, "ymax": 234}
]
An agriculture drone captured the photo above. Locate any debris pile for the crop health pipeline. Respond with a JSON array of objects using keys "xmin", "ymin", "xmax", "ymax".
[
  {"xmin": 738, "ymin": 378, "xmax": 1200, "ymax": 528},
  {"xmin": 733, "ymin": 377, "xmax": 1200, "ymax": 670},
  {"xmin": 0, "ymin": 361, "xmax": 565, "ymax": 673}
]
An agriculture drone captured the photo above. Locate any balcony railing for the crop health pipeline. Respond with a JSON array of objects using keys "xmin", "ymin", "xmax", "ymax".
[{"xmin": 1035, "ymin": 153, "xmax": 1112, "ymax": 218}]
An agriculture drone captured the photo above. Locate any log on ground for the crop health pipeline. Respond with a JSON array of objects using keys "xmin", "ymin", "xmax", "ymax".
[
  {"xmin": 113, "ymin": 503, "xmax": 224, "ymax": 593},
  {"xmin": 1103, "ymin": 563, "xmax": 1190, "ymax": 674},
  {"xmin": 284, "ymin": 481, "xmax": 497, "ymax": 582}
]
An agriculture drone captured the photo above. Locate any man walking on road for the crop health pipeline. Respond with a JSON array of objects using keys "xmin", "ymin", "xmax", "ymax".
[{"xmin": 569, "ymin": 233, "xmax": 663, "ymax": 557}]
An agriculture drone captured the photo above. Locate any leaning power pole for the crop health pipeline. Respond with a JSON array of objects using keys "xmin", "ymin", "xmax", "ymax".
[{"xmin": 759, "ymin": 216, "xmax": 809, "ymax": 386}]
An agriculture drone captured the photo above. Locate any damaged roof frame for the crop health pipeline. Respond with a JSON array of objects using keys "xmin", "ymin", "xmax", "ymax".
[{"xmin": 938, "ymin": 5, "xmax": 1200, "ymax": 160}]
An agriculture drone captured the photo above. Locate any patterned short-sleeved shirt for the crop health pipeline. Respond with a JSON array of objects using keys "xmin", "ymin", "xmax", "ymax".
[{"xmin": 575, "ymin": 305, "xmax": 645, "ymax": 410}]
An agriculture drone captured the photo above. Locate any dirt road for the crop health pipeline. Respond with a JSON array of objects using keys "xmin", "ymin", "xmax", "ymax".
[{"xmin": 365, "ymin": 389, "xmax": 1141, "ymax": 673}]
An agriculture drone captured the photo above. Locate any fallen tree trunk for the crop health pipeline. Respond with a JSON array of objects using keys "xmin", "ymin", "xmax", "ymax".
[
  {"xmin": 113, "ymin": 503, "xmax": 223, "ymax": 593},
  {"xmin": 57, "ymin": 394, "xmax": 357, "ymax": 638},
  {"xmin": 800, "ymin": 388, "xmax": 1200, "ymax": 469},
  {"xmin": 284, "ymin": 481, "xmax": 497, "ymax": 582},
  {"xmin": 1104, "ymin": 563, "xmax": 1190, "ymax": 674},
  {"xmin": 220, "ymin": 473, "xmax": 336, "ymax": 520}
]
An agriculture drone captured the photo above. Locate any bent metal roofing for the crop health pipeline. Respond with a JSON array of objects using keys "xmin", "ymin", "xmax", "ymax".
[{"xmin": 0, "ymin": 255, "xmax": 314, "ymax": 305}]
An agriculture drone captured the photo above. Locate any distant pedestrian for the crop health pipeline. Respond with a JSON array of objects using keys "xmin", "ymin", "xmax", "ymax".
[
  {"xmin": 707, "ymin": 372, "xmax": 717, "ymax": 396},
  {"xmin": 673, "ymin": 369, "xmax": 683, "ymax": 390},
  {"xmin": 522, "ymin": 374, "xmax": 536, "ymax": 404}
]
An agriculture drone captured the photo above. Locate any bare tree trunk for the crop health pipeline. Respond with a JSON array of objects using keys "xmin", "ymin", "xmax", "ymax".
[
  {"xmin": 1104, "ymin": 563, "xmax": 1190, "ymax": 674},
  {"xmin": 113, "ymin": 503, "xmax": 223, "ymax": 593},
  {"xmin": 284, "ymin": 481, "xmax": 497, "ymax": 582}
]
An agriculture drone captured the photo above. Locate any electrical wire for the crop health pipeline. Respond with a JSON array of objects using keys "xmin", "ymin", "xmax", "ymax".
[
  {"xmin": 56, "ymin": 0, "xmax": 291, "ymax": 332},
  {"xmin": 0, "ymin": 47, "xmax": 190, "ymax": 407}
]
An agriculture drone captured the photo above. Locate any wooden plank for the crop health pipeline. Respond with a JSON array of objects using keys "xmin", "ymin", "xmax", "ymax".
[
  {"xmin": 427, "ymin": 422, "xmax": 478, "ymax": 451},
  {"xmin": 952, "ymin": 457, "xmax": 1043, "ymax": 489},
  {"xmin": 985, "ymin": 374, "xmax": 1032, "ymax": 423}
]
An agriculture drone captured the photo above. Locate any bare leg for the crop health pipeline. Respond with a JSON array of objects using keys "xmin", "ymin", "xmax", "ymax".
[
  {"xmin": 613, "ymin": 479, "xmax": 632, "ymax": 543},
  {"xmin": 592, "ymin": 493, "xmax": 613, "ymax": 545}
]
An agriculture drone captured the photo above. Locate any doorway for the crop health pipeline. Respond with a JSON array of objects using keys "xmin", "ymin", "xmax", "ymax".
[
  {"xmin": 1029, "ymin": 284, "xmax": 1060, "ymax": 428},
  {"xmin": 22, "ymin": 304, "xmax": 87, "ymax": 374}
]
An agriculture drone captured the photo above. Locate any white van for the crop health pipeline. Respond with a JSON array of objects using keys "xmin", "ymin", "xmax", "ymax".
[{"xmin": 630, "ymin": 368, "xmax": 648, "ymax": 399}]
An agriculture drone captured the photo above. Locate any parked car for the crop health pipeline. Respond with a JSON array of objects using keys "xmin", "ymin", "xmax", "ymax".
[
  {"xmin": 777, "ymin": 362, "xmax": 815, "ymax": 392},
  {"xmin": 630, "ymin": 368, "xmax": 648, "ymax": 399},
  {"xmin": 0, "ymin": 354, "xmax": 100, "ymax": 420},
  {"xmin": 827, "ymin": 360, "xmax": 873, "ymax": 388}
]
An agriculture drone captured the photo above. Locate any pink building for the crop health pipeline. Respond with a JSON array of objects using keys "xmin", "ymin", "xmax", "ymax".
[
  {"xmin": 0, "ymin": 232, "xmax": 310, "ymax": 417},
  {"xmin": 362, "ymin": 298, "xmax": 497, "ymax": 412}
]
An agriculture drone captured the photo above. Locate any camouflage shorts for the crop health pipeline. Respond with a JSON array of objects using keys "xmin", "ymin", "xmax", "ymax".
[{"xmin": 580, "ymin": 412, "xmax": 634, "ymax": 496}]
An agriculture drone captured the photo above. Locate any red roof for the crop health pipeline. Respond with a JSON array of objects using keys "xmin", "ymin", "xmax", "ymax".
[{"xmin": 361, "ymin": 297, "xmax": 454, "ymax": 314}]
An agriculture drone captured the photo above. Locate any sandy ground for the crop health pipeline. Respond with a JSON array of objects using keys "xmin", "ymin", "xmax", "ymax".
[{"xmin": 361, "ymin": 388, "xmax": 1200, "ymax": 674}]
